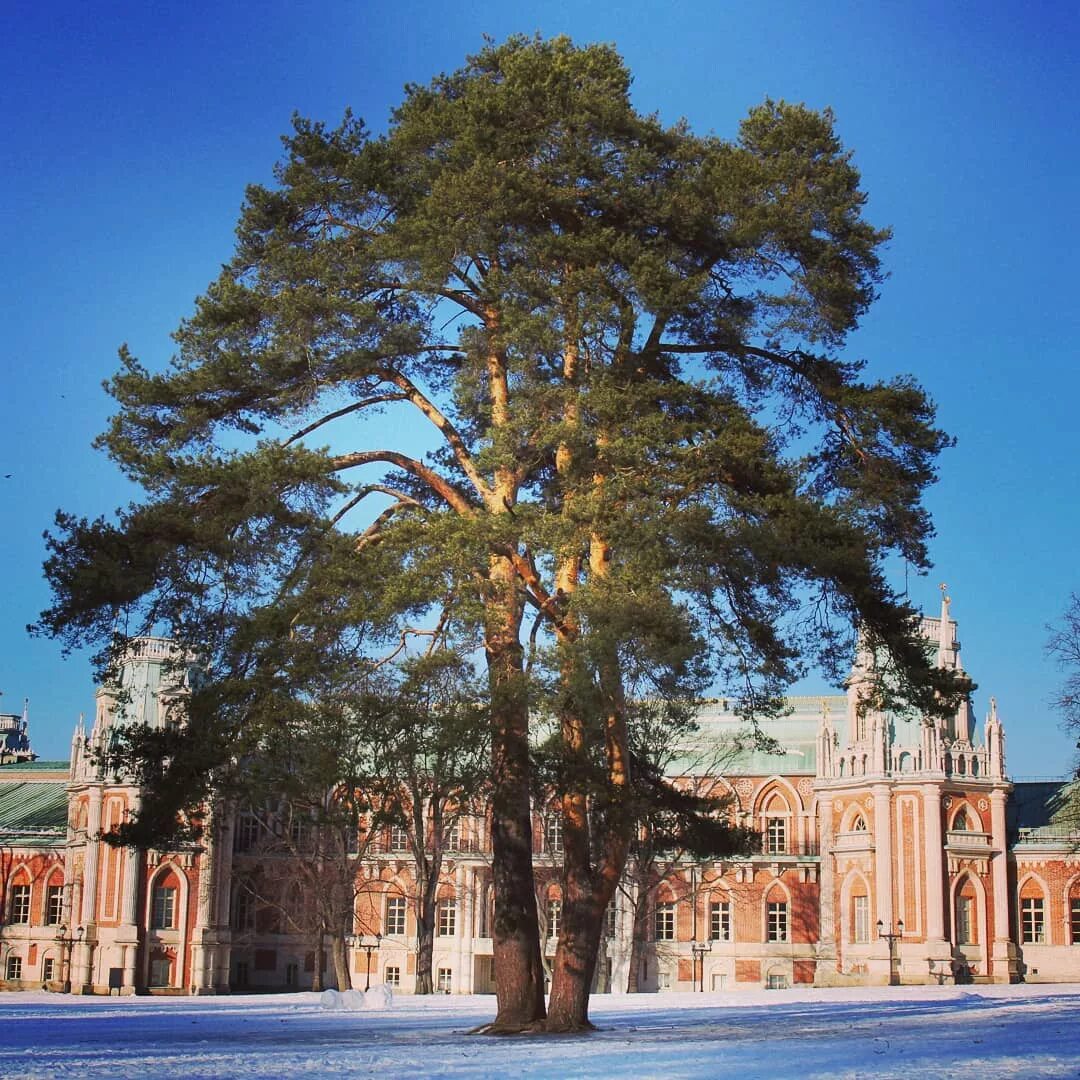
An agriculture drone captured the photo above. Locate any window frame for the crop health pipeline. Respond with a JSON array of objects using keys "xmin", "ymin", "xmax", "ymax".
[
  {"xmin": 765, "ymin": 816, "xmax": 788, "ymax": 855},
  {"xmin": 546, "ymin": 898, "xmax": 562, "ymax": 939},
  {"xmin": 1021, "ymin": 896, "xmax": 1045, "ymax": 944},
  {"xmin": 956, "ymin": 894, "xmax": 975, "ymax": 945},
  {"xmin": 852, "ymin": 894, "xmax": 870, "ymax": 944},
  {"xmin": 9, "ymin": 884, "xmax": 31, "ymax": 925},
  {"xmin": 437, "ymin": 899, "xmax": 457, "ymax": 937},
  {"xmin": 385, "ymin": 896, "xmax": 407, "ymax": 937},
  {"xmin": 151, "ymin": 884, "xmax": 177, "ymax": 931},
  {"xmin": 45, "ymin": 884, "xmax": 64, "ymax": 927},
  {"xmin": 709, "ymin": 900, "xmax": 731, "ymax": 942},
  {"xmin": 654, "ymin": 901, "xmax": 676, "ymax": 941},
  {"xmin": 767, "ymin": 900, "xmax": 789, "ymax": 943}
]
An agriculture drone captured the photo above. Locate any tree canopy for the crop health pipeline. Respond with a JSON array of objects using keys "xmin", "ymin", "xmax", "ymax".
[{"xmin": 37, "ymin": 34, "xmax": 967, "ymax": 1032}]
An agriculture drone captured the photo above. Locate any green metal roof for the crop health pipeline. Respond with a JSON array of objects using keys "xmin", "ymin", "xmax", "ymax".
[
  {"xmin": 0, "ymin": 759, "xmax": 69, "ymax": 773},
  {"xmin": 0, "ymin": 779, "xmax": 69, "ymax": 843}
]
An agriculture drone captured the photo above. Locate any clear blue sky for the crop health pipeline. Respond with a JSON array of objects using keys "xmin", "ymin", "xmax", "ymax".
[{"xmin": 3, "ymin": 1, "xmax": 1078, "ymax": 775}]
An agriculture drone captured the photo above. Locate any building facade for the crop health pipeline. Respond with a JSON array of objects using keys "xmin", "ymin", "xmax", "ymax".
[{"xmin": 2, "ymin": 600, "xmax": 1078, "ymax": 995}]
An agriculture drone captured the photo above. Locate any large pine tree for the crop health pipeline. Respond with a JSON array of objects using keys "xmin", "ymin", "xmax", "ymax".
[{"xmin": 38, "ymin": 36, "xmax": 966, "ymax": 1031}]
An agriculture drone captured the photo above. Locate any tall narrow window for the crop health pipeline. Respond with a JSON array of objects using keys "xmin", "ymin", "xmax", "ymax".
[
  {"xmin": 231, "ymin": 888, "xmax": 255, "ymax": 932},
  {"xmin": 655, "ymin": 902, "xmax": 676, "ymax": 941},
  {"xmin": 1070, "ymin": 897, "xmax": 1080, "ymax": 945},
  {"xmin": 9, "ymin": 885, "xmax": 30, "ymax": 924},
  {"xmin": 544, "ymin": 815, "xmax": 563, "ymax": 855},
  {"xmin": 709, "ymin": 901, "xmax": 731, "ymax": 942},
  {"xmin": 547, "ymin": 898, "xmax": 562, "ymax": 939},
  {"xmin": 385, "ymin": 896, "xmax": 407, "ymax": 936},
  {"xmin": 45, "ymin": 884, "xmax": 64, "ymax": 926},
  {"xmin": 152, "ymin": 885, "xmax": 177, "ymax": 930},
  {"xmin": 853, "ymin": 895, "xmax": 870, "ymax": 944},
  {"xmin": 767, "ymin": 901, "xmax": 789, "ymax": 943},
  {"xmin": 956, "ymin": 895, "xmax": 974, "ymax": 945},
  {"xmin": 443, "ymin": 821, "xmax": 461, "ymax": 851},
  {"xmin": 234, "ymin": 814, "xmax": 259, "ymax": 852},
  {"xmin": 436, "ymin": 967, "xmax": 452, "ymax": 992},
  {"xmin": 389, "ymin": 825, "xmax": 409, "ymax": 851},
  {"xmin": 437, "ymin": 899, "xmax": 457, "ymax": 937},
  {"xmin": 605, "ymin": 901, "xmax": 618, "ymax": 939},
  {"xmin": 6, "ymin": 956, "xmax": 22, "ymax": 981},
  {"xmin": 953, "ymin": 810, "xmax": 970, "ymax": 832},
  {"xmin": 1021, "ymin": 897, "xmax": 1045, "ymax": 944}
]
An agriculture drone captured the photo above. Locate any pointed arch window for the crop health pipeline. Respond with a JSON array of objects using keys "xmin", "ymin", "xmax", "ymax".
[
  {"xmin": 851, "ymin": 815, "xmax": 867, "ymax": 832},
  {"xmin": 953, "ymin": 809, "xmax": 970, "ymax": 832}
]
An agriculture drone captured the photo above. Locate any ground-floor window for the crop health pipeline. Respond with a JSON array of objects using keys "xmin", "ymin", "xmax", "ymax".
[
  {"xmin": 42, "ymin": 957, "xmax": 55, "ymax": 982},
  {"xmin": 234, "ymin": 960, "xmax": 249, "ymax": 988},
  {"xmin": 1021, "ymin": 897, "xmax": 1045, "ymax": 944},
  {"xmin": 149, "ymin": 955, "xmax": 172, "ymax": 987},
  {"xmin": 436, "ymin": 967, "xmax": 452, "ymax": 993},
  {"xmin": 1071, "ymin": 898, "xmax": 1080, "ymax": 945},
  {"xmin": 956, "ymin": 895, "xmax": 975, "ymax": 945},
  {"xmin": 710, "ymin": 901, "xmax": 731, "ymax": 942},
  {"xmin": 384, "ymin": 965, "xmax": 401, "ymax": 987},
  {"xmin": 657, "ymin": 970, "xmax": 672, "ymax": 990},
  {"xmin": 767, "ymin": 901, "xmax": 789, "ymax": 943},
  {"xmin": 766, "ymin": 973, "xmax": 789, "ymax": 990},
  {"xmin": 852, "ymin": 895, "xmax": 870, "ymax": 944},
  {"xmin": 285, "ymin": 963, "xmax": 299, "ymax": 988},
  {"xmin": 6, "ymin": 956, "xmax": 22, "ymax": 981},
  {"xmin": 655, "ymin": 902, "xmax": 675, "ymax": 940}
]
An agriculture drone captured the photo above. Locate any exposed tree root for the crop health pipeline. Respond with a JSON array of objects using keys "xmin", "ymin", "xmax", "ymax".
[{"xmin": 468, "ymin": 1018, "xmax": 598, "ymax": 1036}]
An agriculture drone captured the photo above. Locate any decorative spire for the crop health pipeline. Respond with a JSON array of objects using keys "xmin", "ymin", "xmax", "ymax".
[{"xmin": 938, "ymin": 583, "xmax": 952, "ymax": 668}]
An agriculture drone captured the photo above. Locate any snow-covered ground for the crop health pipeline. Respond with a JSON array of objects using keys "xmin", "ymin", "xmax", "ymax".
[{"xmin": 1, "ymin": 983, "xmax": 1078, "ymax": 1079}]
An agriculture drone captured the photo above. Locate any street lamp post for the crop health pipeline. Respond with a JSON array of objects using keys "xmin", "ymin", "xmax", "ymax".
[
  {"xmin": 691, "ymin": 940, "xmax": 712, "ymax": 993},
  {"xmin": 361, "ymin": 933, "xmax": 382, "ymax": 991},
  {"xmin": 877, "ymin": 919, "xmax": 903, "ymax": 986},
  {"xmin": 55, "ymin": 925, "xmax": 76, "ymax": 993}
]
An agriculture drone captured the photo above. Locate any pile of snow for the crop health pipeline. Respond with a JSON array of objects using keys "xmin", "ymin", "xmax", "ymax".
[
  {"xmin": 363, "ymin": 983, "xmax": 393, "ymax": 1010},
  {"xmin": 319, "ymin": 985, "xmax": 393, "ymax": 1011}
]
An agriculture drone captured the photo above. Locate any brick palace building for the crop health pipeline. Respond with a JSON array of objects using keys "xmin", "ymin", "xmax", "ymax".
[{"xmin": 1, "ymin": 597, "xmax": 1077, "ymax": 995}]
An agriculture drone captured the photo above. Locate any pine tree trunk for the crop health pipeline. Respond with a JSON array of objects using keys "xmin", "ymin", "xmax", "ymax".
[
  {"xmin": 331, "ymin": 932, "xmax": 351, "ymax": 991},
  {"xmin": 482, "ymin": 560, "xmax": 546, "ymax": 1032},
  {"xmin": 415, "ymin": 916, "xmax": 435, "ymax": 994},
  {"xmin": 415, "ymin": 856, "xmax": 438, "ymax": 995},
  {"xmin": 546, "ymin": 534, "xmax": 633, "ymax": 1031},
  {"xmin": 311, "ymin": 929, "xmax": 324, "ymax": 992},
  {"xmin": 545, "ymin": 854, "xmax": 603, "ymax": 1032},
  {"xmin": 627, "ymin": 884, "xmax": 650, "ymax": 992}
]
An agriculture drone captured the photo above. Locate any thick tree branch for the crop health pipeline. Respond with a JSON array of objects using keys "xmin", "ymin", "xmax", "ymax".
[{"xmin": 330, "ymin": 450, "xmax": 476, "ymax": 517}]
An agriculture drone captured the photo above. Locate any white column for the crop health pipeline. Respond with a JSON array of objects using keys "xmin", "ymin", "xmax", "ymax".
[
  {"xmin": 988, "ymin": 788, "xmax": 1016, "ymax": 981},
  {"xmin": 872, "ymin": 784, "xmax": 893, "ymax": 929},
  {"xmin": 922, "ymin": 785, "xmax": 946, "ymax": 943},
  {"xmin": 73, "ymin": 787, "xmax": 103, "ymax": 991},
  {"xmin": 80, "ymin": 788, "xmax": 103, "ymax": 925},
  {"xmin": 817, "ymin": 794, "xmax": 836, "ymax": 949}
]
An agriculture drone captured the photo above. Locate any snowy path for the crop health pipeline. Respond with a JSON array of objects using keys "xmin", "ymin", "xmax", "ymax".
[{"xmin": 0, "ymin": 984, "xmax": 1078, "ymax": 1079}]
